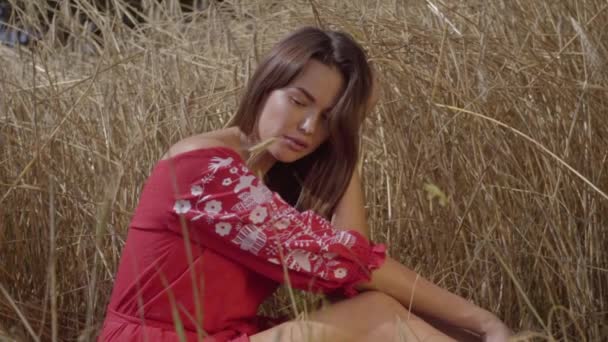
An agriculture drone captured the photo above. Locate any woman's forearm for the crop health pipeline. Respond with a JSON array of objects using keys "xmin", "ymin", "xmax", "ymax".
[{"xmin": 357, "ymin": 256, "xmax": 498, "ymax": 334}]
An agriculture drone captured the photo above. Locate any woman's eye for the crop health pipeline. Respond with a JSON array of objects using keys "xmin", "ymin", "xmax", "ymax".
[{"xmin": 290, "ymin": 97, "xmax": 305, "ymax": 106}]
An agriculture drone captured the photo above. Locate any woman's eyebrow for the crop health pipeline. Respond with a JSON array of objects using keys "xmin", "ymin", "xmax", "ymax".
[
  {"xmin": 294, "ymin": 87, "xmax": 317, "ymax": 104},
  {"xmin": 292, "ymin": 86, "xmax": 334, "ymax": 114}
]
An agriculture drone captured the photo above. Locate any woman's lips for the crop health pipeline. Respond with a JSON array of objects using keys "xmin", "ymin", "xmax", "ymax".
[{"xmin": 282, "ymin": 135, "xmax": 309, "ymax": 151}]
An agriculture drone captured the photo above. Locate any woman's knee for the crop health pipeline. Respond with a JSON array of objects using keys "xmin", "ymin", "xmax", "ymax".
[
  {"xmin": 313, "ymin": 291, "xmax": 413, "ymax": 330},
  {"xmin": 298, "ymin": 291, "xmax": 421, "ymax": 341},
  {"xmin": 250, "ymin": 320, "xmax": 356, "ymax": 342},
  {"xmin": 354, "ymin": 291, "xmax": 412, "ymax": 318},
  {"xmin": 350, "ymin": 292, "xmax": 456, "ymax": 341}
]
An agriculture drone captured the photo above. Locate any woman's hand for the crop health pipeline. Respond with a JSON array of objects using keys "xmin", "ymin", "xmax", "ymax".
[{"xmin": 481, "ymin": 317, "xmax": 512, "ymax": 342}]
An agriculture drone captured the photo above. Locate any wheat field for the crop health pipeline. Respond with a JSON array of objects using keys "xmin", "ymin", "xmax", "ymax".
[{"xmin": 0, "ymin": 0, "xmax": 607, "ymax": 341}]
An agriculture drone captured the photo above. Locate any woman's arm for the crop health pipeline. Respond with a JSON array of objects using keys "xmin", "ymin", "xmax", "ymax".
[
  {"xmin": 357, "ymin": 257, "xmax": 510, "ymax": 339},
  {"xmin": 331, "ymin": 66, "xmax": 379, "ymax": 237},
  {"xmin": 331, "ymin": 170, "xmax": 370, "ymax": 238},
  {"xmin": 164, "ymin": 146, "xmax": 385, "ymax": 294},
  {"xmin": 335, "ymin": 72, "xmax": 509, "ymax": 340},
  {"xmin": 331, "ymin": 169, "xmax": 508, "ymax": 338}
]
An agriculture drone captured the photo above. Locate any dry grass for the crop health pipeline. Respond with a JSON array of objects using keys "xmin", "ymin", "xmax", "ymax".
[{"xmin": 1, "ymin": 0, "xmax": 607, "ymax": 341}]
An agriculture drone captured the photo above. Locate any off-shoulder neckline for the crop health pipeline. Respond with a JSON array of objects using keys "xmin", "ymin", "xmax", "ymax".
[{"xmin": 157, "ymin": 146, "xmax": 247, "ymax": 165}]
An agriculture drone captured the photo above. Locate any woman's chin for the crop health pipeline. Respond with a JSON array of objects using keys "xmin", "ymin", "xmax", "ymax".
[
  {"xmin": 269, "ymin": 145, "xmax": 308, "ymax": 163},
  {"xmin": 274, "ymin": 151, "xmax": 301, "ymax": 163}
]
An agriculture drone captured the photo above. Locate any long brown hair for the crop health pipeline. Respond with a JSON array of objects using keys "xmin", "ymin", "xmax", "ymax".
[{"xmin": 229, "ymin": 27, "xmax": 373, "ymax": 218}]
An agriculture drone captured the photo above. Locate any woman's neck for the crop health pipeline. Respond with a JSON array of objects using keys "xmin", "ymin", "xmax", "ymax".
[
  {"xmin": 251, "ymin": 152, "xmax": 276, "ymax": 177},
  {"xmin": 236, "ymin": 128, "xmax": 277, "ymax": 177}
]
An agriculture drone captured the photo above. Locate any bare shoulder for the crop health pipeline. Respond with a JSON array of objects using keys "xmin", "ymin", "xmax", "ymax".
[{"xmin": 161, "ymin": 127, "xmax": 245, "ymax": 160}]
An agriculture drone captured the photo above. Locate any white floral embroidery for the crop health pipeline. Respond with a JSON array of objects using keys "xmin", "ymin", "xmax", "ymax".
[
  {"xmin": 334, "ymin": 268, "xmax": 348, "ymax": 279},
  {"xmin": 273, "ymin": 218, "xmax": 290, "ymax": 230},
  {"xmin": 176, "ymin": 154, "xmax": 378, "ymax": 286},
  {"xmin": 204, "ymin": 200, "xmax": 222, "ymax": 214},
  {"xmin": 250, "ymin": 185, "xmax": 273, "ymax": 204},
  {"xmin": 196, "ymin": 194, "xmax": 212, "ymax": 205},
  {"xmin": 323, "ymin": 252, "xmax": 337, "ymax": 259},
  {"xmin": 208, "ymin": 156, "xmax": 234, "ymax": 173},
  {"xmin": 219, "ymin": 213, "xmax": 238, "ymax": 220},
  {"xmin": 173, "ymin": 200, "xmax": 191, "ymax": 214},
  {"xmin": 215, "ymin": 222, "xmax": 232, "ymax": 236},
  {"xmin": 201, "ymin": 173, "xmax": 215, "ymax": 184},
  {"xmin": 330, "ymin": 230, "xmax": 356, "ymax": 248},
  {"xmin": 290, "ymin": 250, "xmax": 312, "ymax": 272},
  {"xmin": 233, "ymin": 225, "xmax": 267, "ymax": 254},
  {"xmin": 249, "ymin": 206, "xmax": 268, "ymax": 224},
  {"xmin": 234, "ymin": 175, "xmax": 255, "ymax": 193},
  {"xmin": 190, "ymin": 185, "xmax": 203, "ymax": 196}
]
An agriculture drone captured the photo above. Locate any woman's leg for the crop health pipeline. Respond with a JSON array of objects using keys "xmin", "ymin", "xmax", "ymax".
[
  {"xmin": 250, "ymin": 291, "xmax": 464, "ymax": 342},
  {"xmin": 249, "ymin": 320, "xmax": 357, "ymax": 342}
]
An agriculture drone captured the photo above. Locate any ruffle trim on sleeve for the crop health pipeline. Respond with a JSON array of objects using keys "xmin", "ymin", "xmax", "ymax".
[{"xmin": 342, "ymin": 243, "xmax": 387, "ymax": 297}]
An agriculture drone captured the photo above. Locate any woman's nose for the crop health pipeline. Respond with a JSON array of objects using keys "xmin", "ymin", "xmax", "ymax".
[{"xmin": 298, "ymin": 113, "xmax": 319, "ymax": 135}]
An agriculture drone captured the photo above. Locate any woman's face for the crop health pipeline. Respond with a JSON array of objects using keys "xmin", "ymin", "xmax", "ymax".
[{"xmin": 256, "ymin": 59, "xmax": 344, "ymax": 163}]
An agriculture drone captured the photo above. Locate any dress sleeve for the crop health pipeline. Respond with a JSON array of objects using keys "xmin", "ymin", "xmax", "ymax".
[{"xmin": 166, "ymin": 148, "xmax": 386, "ymax": 296}]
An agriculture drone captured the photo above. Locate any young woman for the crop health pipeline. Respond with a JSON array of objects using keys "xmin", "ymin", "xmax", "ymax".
[{"xmin": 99, "ymin": 27, "xmax": 511, "ymax": 342}]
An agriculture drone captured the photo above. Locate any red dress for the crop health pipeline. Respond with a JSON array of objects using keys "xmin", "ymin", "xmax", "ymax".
[{"xmin": 99, "ymin": 147, "xmax": 386, "ymax": 341}]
